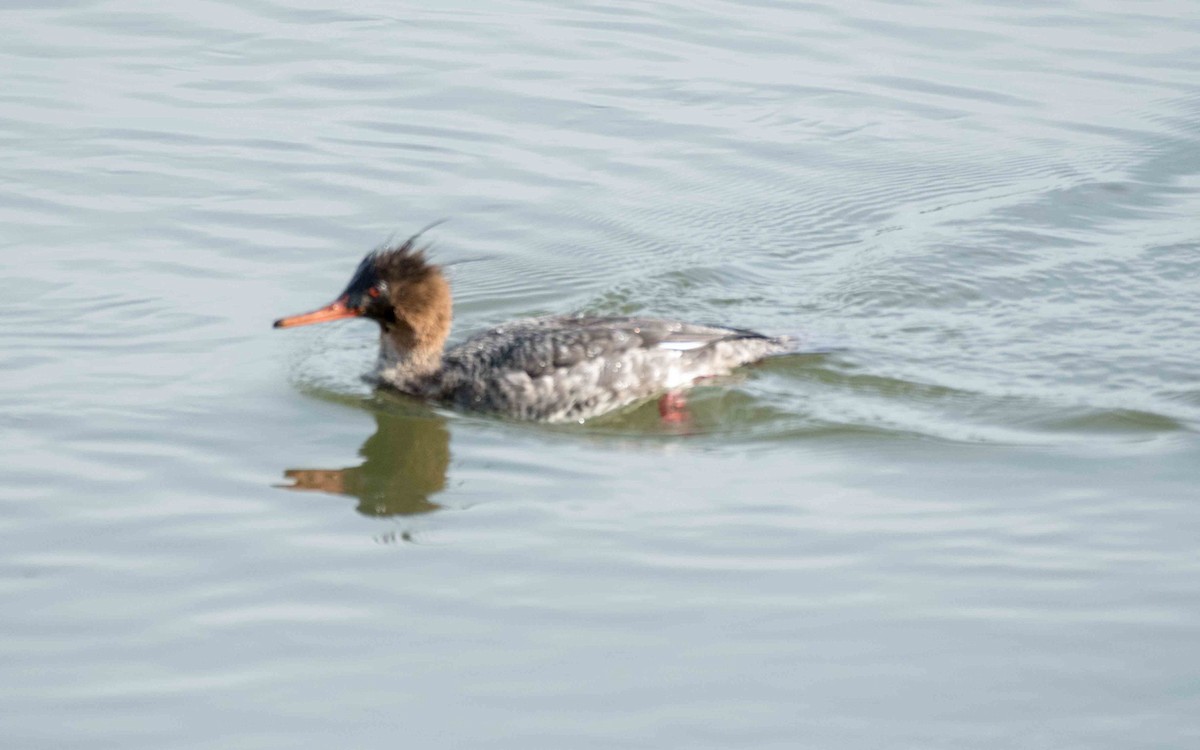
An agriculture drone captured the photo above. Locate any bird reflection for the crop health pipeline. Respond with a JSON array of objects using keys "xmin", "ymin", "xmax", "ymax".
[{"xmin": 280, "ymin": 403, "xmax": 450, "ymax": 517}]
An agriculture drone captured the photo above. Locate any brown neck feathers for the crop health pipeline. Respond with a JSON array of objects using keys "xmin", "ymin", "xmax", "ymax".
[{"xmin": 384, "ymin": 268, "xmax": 452, "ymax": 372}]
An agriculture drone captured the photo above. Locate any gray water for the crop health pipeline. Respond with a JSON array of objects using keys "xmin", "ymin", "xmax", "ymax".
[{"xmin": 3, "ymin": 1, "xmax": 1200, "ymax": 747}]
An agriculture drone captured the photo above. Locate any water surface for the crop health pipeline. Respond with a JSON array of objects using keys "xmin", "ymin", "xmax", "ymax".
[{"xmin": 3, "ymin": 1, "xmax": 1199, "ymax": 747}]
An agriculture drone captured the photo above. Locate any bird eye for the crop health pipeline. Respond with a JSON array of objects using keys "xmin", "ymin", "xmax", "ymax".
[{"xmin": 367, "ymin": 287, "xmax": 380, "ymax": 299}]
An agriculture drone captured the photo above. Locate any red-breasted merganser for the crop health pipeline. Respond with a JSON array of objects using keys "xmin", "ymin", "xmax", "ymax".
[{"xmin": 274, "ymin": 232, "xmax": 804, "ymax": 422}]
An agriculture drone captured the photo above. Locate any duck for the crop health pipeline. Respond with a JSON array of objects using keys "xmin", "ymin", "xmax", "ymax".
[{"xmin": 274, "ymin": 230, "xmax": 807, "ymax": 422}]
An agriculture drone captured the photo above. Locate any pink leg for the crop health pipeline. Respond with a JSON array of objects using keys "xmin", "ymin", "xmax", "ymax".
[{"xmin": 658, "ymin": 391, "xmax": 690, "ymax": 424}]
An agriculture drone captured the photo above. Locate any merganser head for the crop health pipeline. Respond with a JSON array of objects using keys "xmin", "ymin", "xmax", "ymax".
[{"xmin": 273, "ymin": 232, "xmax": 453, "ymax": 364}]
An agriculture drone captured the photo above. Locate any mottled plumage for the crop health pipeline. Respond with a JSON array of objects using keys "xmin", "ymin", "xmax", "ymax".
[
  {"xmin": 382, "ymin": 315, "xmax": 792, "ymax": 422},
  {"xmin": 276, "ymin": 233, "xmax": 800, "ymax": 422}
]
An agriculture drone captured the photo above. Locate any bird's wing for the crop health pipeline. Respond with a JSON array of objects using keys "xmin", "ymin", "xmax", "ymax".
[{"xmin": 447, "ymin": 315, "xmax": 769, "ymax": 378}]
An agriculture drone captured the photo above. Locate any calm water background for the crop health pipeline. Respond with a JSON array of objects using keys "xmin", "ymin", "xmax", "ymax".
[{"xmin": 3, "ymin": 1, "xmax": 1199, "ymax": 747}]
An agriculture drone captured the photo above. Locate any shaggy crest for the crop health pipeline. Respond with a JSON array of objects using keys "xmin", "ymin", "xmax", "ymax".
[{"xmin": 368, "ymin": 221, "xmax": 445, "ymax": 284}]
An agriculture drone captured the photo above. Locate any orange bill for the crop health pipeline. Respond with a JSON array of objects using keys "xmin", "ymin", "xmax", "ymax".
[{"xmin": 273, "ymin": 296, "xmax": 360, "ymax": 328}]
